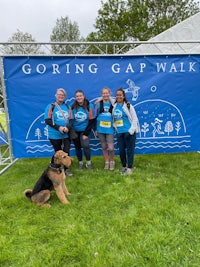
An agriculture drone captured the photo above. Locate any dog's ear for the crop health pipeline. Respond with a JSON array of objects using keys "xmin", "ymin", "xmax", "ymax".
[{"xmin": 69, "ymin": 156, "xmax": 73, "ymax": 164}]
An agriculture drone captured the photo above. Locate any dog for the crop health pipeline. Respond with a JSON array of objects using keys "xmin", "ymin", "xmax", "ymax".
[{"xmin": 24, "ymin": 150, "xmax": 73, "ymax": 207}]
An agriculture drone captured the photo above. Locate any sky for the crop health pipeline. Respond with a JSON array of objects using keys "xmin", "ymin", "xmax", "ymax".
[{"xmin": 0, "ymin": 0, "xmax": 103, "ymax": 42}]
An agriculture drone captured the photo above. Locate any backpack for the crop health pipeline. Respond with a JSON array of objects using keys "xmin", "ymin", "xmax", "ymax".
[
  {"xmin": 99, "ymin": 100, "xmax": 130, "ymax": 114},
  {"xmin": 99, "ymin": 100, "xmax": 113, "ymax": 114}
]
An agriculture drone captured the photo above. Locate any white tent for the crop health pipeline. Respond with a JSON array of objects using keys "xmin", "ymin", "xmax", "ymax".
[{"xmin": 127, "ymin": 12, "xmax": 200, "ymax": 55}]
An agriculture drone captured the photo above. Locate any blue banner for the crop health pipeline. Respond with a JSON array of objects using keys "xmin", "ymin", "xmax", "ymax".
[{"xmin": 3, "ymin": 55, "xmax": 200, "ymax": 158}]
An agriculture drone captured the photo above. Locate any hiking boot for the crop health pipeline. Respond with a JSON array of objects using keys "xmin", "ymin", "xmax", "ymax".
[
  {"xmin": 86, "ymin": 163, "xmax": 92, "ymax": 170},
  {"xmin": 65, "ymin": 169, "xmax": 73, "ymax": 177},
  {"xmin": 109, "ymin": 161, "xmax": 115, "ymax": 171},
  {"xmin": 104, "ymin": 161, "xmax": 109, "ymax": 170},
  {"xmin": 77, "ymin": 162, "xmax": 84, "ymax": 170}
]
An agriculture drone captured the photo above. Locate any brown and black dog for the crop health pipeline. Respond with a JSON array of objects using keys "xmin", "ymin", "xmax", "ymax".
[{"xmin": 24, "ymin": 150, "xmax": 73, "ymax": 207}]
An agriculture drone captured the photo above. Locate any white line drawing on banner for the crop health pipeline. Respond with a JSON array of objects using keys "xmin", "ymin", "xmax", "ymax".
[
  {"xmin": 151, "ymin": 86, "xmax": 157, "ymax": 92},
  {"xmin": 124, "ymin": 79, "xmax": 140, "ymax": 101},
  {"xmin": 134, "ymin": 99, "xmax": 187, "ymax": 137},
  {"xmin": 151, "ymin": 118, "xmax": 164, "ymax": 137}
]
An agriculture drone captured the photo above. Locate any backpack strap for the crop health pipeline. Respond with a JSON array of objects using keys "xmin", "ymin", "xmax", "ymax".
[
  {"xmin": 49, "ymin": 102, "xmax": 71, "ymax": 123},
  {"xmin": 98, "ymin": 100, "xmax": 113, "ymax": 114},
  {"xmin": 108, "ymin": 104, "xmax": 113, "ymax": 114},
  {"xmin": 99, "ymin": 100, "xmax": 104, "ymax": 113}
]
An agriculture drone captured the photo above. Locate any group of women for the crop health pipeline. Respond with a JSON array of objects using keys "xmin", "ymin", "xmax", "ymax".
[{"xmin": 44, "ymin": 87, "xmax": 139, "ymax": 176}]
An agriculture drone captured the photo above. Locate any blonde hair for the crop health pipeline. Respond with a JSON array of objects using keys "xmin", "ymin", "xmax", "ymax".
[
  {"xmin": 56, "ymin": 88, "xmax": 66, "ymax": 97},
  {"xmin": 101, "ymin": 87, "xmax": 110, "ymax": 94}
]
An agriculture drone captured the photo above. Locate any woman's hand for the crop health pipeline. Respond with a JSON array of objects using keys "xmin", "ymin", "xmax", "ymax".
[
  {"xmin": 59, "ymin": 126, "xmax": 69, "ymax": 133},
  {"xmin": 82, "ymin": 134, "xmax": 88, "ymax": 140}
]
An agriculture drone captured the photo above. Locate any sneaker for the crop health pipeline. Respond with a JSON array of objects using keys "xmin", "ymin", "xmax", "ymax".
[
  {"xmin": 77, "ymin": 162, "xmax": 84, "ymax": 170},
  {"xmin": 65, "ymin": 169, "xmax": 73, "ymax": 177},
  {"xmin": 104, "ymin": 161, "xmax": 109, "ymax": 170},
  {"xmin": 120, "ymin": 167, "xmax": 127, "ymax": 174},
  {"xmin": 86, "ymin": 163, "xmax": 92, "ymax": 170},
  {"xmin": 109, "ymin": 161, "xmax": 115, "ymax": 171},
  {"xmin": 123, "ymin": 169, "xmax": 133, "ymax": 175}
]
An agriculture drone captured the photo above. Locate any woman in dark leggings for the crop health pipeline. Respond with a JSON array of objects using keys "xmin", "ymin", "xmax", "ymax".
[{"xmin": 71, "ymin": 90, "xmax": 96, "ymax": 170}]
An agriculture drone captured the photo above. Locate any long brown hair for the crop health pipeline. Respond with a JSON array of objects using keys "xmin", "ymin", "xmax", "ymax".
[{"xmin": 71, "ymin": 90, "xmax": 89, "ymax": 111}]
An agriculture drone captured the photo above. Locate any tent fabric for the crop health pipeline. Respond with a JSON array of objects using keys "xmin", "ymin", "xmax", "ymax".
[
  {"xmin": 127, "ymin": 12, "xmax": 200, "ymax": 55},
  {"xmin": 0, "ymin": 131, "xmax": 8, "ymax": 145}
]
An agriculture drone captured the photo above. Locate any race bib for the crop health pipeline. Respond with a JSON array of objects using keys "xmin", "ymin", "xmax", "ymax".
[
  {"xmin": 116, "ymin": 120, "xmax": 123, "ymax": 127},
  {"xmin": 100, "ymin": 121, "xmax": 111, "ymax": 128}
]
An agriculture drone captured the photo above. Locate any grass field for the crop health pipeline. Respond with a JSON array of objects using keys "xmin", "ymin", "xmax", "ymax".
[{"xmin": 0, "ymin": 152, "xmax": 200, "ymax": 267}]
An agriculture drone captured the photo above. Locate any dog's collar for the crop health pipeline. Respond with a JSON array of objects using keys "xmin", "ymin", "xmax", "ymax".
[{"xmin": 49, "ymin": 162, "xmax": 63, "ymax": 173}]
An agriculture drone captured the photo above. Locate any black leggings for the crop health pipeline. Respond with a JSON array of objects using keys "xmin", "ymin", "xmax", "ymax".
[{"xmin": 73, "ymin": 132, "xmax": 90, "ymax": 161}]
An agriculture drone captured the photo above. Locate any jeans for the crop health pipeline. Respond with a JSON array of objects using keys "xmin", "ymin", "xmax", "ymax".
[
  {"xmin": 116, "ymin": 132, "xmax": 136, "ymax": 168},
  {"xmin": 73, "ymin": 132, "xmax": 91, "ymax": 161}
]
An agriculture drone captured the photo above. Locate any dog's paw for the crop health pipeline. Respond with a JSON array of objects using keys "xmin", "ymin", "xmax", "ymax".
[
  {"xmin": 41, "ymin": 203, "xmax": 51, "ymax": 207},
  {"xmin": 63, "ymin": 200, "xmax": 70, "ymax": 204}
]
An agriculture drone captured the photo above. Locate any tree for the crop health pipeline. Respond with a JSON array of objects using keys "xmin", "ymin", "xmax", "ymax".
[
  {"xmin": 164, "ymin": 121, "xmax": 174, "ymax": 135},
  {"xmin": 0, "ymin": 29, "xmax": 43, "ymax": 54},
  {"xmin": 50, "ymin": 16, "xmax": 83, "ymax": 54},
  {"xmin": 90, "ymin": 0, "xmax": 200, "ymax": 42}
]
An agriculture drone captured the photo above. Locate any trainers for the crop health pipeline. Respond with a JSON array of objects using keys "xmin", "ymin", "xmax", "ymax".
[
  {"xmin": 120, "ymin": 167, "xmax": 127, "ymax": 174},
  {"xmin": 86, "ymin": 163, "xmax": 92, "ymax": 170},
  {"xmin": 123, "ymin": 169, "xmax": 132, "ymax": 175},
  {"xmin": 109, "ymin": 161, "xmax": 115, "ymax": 171},
  {"xmin": 104, "ymin": 161, "xmax": 109, "ymax": 170},
  {"xmin": 77, "ymin": 162, "xmax": 84, "ymax": 170},
  {"xmin": 65, "ymin": 169, "xmax": 73, "ymax": 177}
]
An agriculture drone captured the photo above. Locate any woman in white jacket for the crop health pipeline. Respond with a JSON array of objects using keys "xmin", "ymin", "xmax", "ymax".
[{"xmin": 112, "ymin": 88, "xmax": 139, "ymax": 175}]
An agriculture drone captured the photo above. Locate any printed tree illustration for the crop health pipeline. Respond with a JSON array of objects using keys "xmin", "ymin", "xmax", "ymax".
[
  {"xmin": 175, "ymin": 121, "xmax": 181, "ymax": 135},
  {"xmin": 164, "ymin": 121, "xmax": 174, "ymax": 136},
  {"xmin": 44, "ymin": 125, "xmax": 48, "ymax": 139},
  {"xmin": 35, "ymin": 128, "xmax": 42, "ymax": 140},
  {"xmin": 141, "ymin": 122, "xmax": 149, "ymax": 137}
]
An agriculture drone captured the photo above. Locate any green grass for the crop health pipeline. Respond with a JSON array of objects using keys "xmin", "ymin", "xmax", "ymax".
[{"xmin": 0, "ymin": 152, "xmax": 200, "ymax": 267}]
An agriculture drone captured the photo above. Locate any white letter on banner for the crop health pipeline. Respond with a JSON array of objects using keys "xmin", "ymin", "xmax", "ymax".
[
  {"xmin": 189, "ymin": 62, "xmax": 196, "ymax": 72},
  {"xmin": 112, "ymin": 63, "xmax": 120, "ymax": 73},
  {"xmin": 169, "ymin": 63, "xmax": 177, "ymax": 72},
  {"xmin": 36, "ymin": 64, "xmax": 46, "ymax": 74},
  {"xmin": 180, "ymin": 62, "xmax": 185, "ymax": 72},
  {"xmin": 140, "ymin": 63, "xmax": 146, "ymax": 72},
  {"xmin": 88, "ymin": 63, "xmax": 98, "ymax": 73},
  {"xmin": 52, "ymin": 64, "xmax": 60, "ymax": 74},
  {"xmin": 75, "ymin": 64, "xmax": 84, "ymax": 73},
  {"xmin": 22, "ymin": 64, "xmax": 31, "ymax": 74},
  {"xmin": 125, "ymin": 63, "xmax": 134, "ymax": 73},
  {"xmin": 156, "ymin": 63, "xmax": 167, "ymax": 72},
  {"xmin": 66, "ymin": 64, "xmax": 70, "ymax": 73}
]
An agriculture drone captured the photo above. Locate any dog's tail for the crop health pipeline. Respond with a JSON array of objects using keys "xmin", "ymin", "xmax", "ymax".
[{"xmin": 24, "ymin": 189, "xmax": 32, "ymax": 200}]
